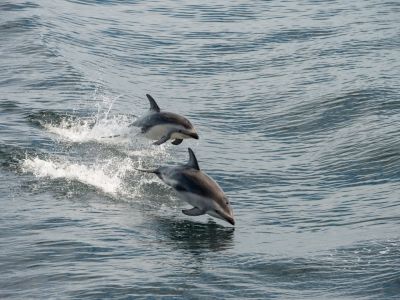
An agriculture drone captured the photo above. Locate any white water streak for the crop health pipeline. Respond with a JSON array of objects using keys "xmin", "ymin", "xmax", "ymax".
[
  {"xmin": 21, "ymin": 157, "xmax": 131, "ymax": 195},
  {"xmin": 44, "ymin": 115, "xmax": 135, "ymax": 144},
  {"xmin": 45, "ymin": 93, "xmax": 137, "ymax": 144}
]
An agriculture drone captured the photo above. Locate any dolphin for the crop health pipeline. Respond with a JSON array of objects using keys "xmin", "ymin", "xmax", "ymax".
[
  {"xmin": 131, "ymin": 94, "xmax": 199, "ymax": 145},
  {"xmin": 137, "ymin": 148, "xmax": 235, "ymax": 225}
]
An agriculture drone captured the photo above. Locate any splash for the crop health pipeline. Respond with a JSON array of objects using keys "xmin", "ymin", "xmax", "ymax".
[
  {"xmin": 43, "ymin": 114, "xmax": 135, "ymax": 144},
  {"xmin": 20, "ymin": 148, "xmax": 172, "ymax": 201},
  {"xmin": 22, "ymin": 90, "xmax": 176, "ymax": 205},
  {"xmin": 21, "ymin": 156, "xmax": 132, "ymax": 195},
  {"xmin": 40, "ymin": 92, "xmax": 138, "ymax": 144}
]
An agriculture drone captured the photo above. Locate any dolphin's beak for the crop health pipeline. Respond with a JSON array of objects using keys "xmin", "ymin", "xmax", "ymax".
[
  {"xmin": 190, "ymin": 132, "xmax": 199, "ymax": 140},
  {"xmin": 215, "ymin": 209, "xmax": 235, "ymax": 226},
  {"xmin": 225, "ymin": 216, "xmax": 235, "ymax": 226}
]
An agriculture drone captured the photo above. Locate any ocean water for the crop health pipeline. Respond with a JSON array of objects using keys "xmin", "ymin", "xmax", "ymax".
[{"xmin": 1, "ymin": 0, "xmax": 400, "ymax": 298}]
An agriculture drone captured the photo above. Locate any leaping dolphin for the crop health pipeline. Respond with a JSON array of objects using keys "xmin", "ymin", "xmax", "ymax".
[
  {"xmin": 131, "ymin": 94, "xmax": 199, "ymax": 145},
  {"xmin": 137, "ymin": 148, "xmax": 235, "ymax": 225}
]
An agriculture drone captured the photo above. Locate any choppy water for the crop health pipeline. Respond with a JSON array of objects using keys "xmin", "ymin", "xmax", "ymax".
[{"xmin": 1, "ymin": 0, "xmax": 400, "ymax": 299}]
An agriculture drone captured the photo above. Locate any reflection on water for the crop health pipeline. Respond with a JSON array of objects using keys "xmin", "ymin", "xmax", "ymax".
[{"xmin": 154, "ymin": 217, "xmax": 235, "ymax": 253}]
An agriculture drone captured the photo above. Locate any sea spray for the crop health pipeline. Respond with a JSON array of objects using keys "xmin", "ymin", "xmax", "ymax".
[
  {"xmin": 43, "ymin": 113, "xmax": 135, "ymax": 144},
  {"xmin": 21, "ymin": 156, "xmax": 130, "ymax": 195}
]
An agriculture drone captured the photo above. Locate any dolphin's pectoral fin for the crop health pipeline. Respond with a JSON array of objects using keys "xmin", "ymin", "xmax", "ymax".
[
  {"xmin": 171, "ymin": 139, "xmax": 183, "ymax": 145},
  {"xmin": 153, "ymin": 134, "xmax": 171, "ymax": 145},
  {"xmin": 182, "ymin": 207, "xmax": 206, "ymax": 216}
]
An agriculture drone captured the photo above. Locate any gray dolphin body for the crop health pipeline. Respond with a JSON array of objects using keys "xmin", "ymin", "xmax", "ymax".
[
  {"xmin": 131, "ymin": 94, "xmax": 199, "ymax": 145},
  {"xmin": 138, "ymin": 148, "xmax": 235, "ymax": 225}
]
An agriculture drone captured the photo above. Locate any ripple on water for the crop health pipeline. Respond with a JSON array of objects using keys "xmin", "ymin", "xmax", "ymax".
[{"xmin": 1, "ymin": 0, "xmax": 400, "ymax": 299}]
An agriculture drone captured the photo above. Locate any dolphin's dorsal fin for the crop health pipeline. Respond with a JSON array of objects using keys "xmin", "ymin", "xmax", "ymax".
[
  {"xmin": 187, "ymin": 148, "xmax": 200, "ymax": 170},
  {"xmin": 146, "ymin": 94, "xmax": 160, "ymax": 112}
]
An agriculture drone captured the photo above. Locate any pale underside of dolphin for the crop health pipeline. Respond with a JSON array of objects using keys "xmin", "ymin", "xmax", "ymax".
[
  {"xmin": 137, "ymin": 148, "xmax": 235, "ymax": 225},
  {"xmin": 131, "ymin": 94, "xmax": 199, "ymax": 146}
]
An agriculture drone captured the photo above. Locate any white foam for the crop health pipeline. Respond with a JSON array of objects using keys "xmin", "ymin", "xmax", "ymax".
[
  {"xmin": 21, "ymin": 157, "xmax": 131, "ymax": 195},
  {"xmin": 20, "ymin": 152, "xmax": 174, "ymax": 201},
  {"xmin": 43, "ymin": 93, "xmax": 138, "ymax": 144},
  {"xmin": 44, "ymin": 115, "xmax": 135, "ymax": 144}
]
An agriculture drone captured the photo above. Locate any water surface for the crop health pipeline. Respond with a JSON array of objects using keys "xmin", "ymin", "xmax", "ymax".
[{"xmin": 1, "ymin": 0, "xmax": 400, "ymax": 298}]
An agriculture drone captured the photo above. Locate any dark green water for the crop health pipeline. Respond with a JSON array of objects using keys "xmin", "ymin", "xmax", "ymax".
[{"xmin": 1, "ymin": 0, "xmax": 400, "ymax": 299}]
